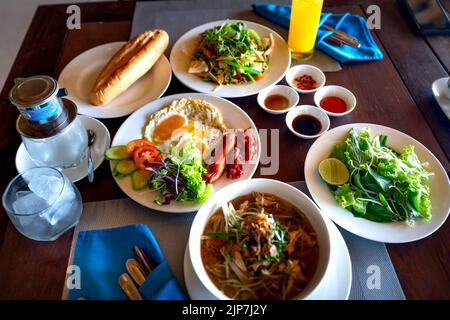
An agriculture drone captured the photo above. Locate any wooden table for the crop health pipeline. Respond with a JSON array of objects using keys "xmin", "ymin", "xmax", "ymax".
[{"xmin": 0, "ymin": 0, "xmax": 449, "ymax": 299}]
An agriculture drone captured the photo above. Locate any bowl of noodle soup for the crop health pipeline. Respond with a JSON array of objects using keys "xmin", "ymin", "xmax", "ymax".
[{"xmin": 188, "ymin": 179, "xmax": 331, "ymax": 300}]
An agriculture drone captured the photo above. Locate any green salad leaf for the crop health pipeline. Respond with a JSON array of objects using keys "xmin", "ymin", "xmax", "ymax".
[
  {"xmin": 327, "ymin": 128, "xmax": 433, "ymax": 224},
  {"xmin": 149, "ymin": 139, "xmax": 212, "ymax": 205}
]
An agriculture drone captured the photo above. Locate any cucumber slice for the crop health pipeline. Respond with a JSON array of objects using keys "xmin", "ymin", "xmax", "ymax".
[
  {"xmin": 112, "ymin": 160, "xmax": 127, "ymax": 179},
  {"xmin": 114, "ymin": 159, "xmax": 137, "ymax": 176},
  {"xmin": 132, "ymin": 170, "xmax": 152, "ymax": 191},
  {"xmin": 105, "ymin": 146, "xmax": 130, "ymax": 160}
]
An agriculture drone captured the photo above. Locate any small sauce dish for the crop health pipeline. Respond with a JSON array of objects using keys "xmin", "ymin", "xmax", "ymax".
[
  {"xmin": 285, "ymin": 105, "xmax": 330, "ymax": 139},
  {"xmin": 257, "ymin": 85, "xmax": 299, "ymax": 115},
  {"xmin": 285, "ymin": 65, "xmax": 326, "ymax": 94},
  {"xmin": 314, "ymin": 85, "xmax": 356, "ymax": 117}
]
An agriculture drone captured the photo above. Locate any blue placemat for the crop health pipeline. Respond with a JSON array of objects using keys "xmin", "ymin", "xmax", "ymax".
[{"xmin": 252, "ymin": 4, "xmax": 383, "ymax": 63}]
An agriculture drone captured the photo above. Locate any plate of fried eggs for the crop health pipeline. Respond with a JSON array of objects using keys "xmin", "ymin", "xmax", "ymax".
[{"xmin": 111, "ymin": 93, "xmax": 261, "ymax": 213}]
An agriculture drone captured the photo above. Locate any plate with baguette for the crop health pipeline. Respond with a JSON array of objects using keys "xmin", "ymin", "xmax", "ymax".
[
  {"xmin": 170, "ymin": 20, "xmax": 291, "ymax": 98},
  {"xmin": 59, "ymin": 30, "xmax": 172, "ymax": 119}
]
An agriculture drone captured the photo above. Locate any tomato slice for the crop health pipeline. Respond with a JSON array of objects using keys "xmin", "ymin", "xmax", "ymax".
[
  {"xmin": 253, "ymin": 74, "xmax": 264, "ymax": 81},
  {"xmin": 126, "ymin": 139, "xmax": 154, "ymax": 155},
  {"xmin": 132, "ymin": 145, "xmax": 163, "ymax": 170}
]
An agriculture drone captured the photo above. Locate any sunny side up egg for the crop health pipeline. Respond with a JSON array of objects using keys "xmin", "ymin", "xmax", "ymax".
[{"xmin": 144, "ymin": 98, "xmax": 227, "ymax": 157}]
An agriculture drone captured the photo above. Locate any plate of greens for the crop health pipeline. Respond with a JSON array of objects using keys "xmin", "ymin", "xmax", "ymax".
[
  {"xmin": 304, "ymin": 123, "xmax": 450, "ymax": 243},
  {"xmin": 170, "ymin": 20, "xmax": 291, "ymax": 98}
]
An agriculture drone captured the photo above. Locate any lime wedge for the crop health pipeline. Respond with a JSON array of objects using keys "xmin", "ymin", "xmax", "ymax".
[{"xmin": 318, "ymin": 158, "xmax": 350, "ymax": 185}]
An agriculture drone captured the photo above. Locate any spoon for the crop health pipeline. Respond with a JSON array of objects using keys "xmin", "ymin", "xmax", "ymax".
[{"xmin": 86, "ymin": 129, "xmax": 96, "ymax": 183}]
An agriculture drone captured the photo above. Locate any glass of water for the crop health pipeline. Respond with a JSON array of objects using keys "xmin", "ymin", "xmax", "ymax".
[
  {"xmin": 21, "ymin": 115, "xmax": 88, "ymax": 169},
  {"xmin": 2, "ymin": 167, "xmax": 83, "ymax": 241}
]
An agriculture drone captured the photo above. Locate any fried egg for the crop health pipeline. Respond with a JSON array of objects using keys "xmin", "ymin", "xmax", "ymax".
[{"xmin": 144, "ymin": 98, "xmax": 227, "ymax": 157}]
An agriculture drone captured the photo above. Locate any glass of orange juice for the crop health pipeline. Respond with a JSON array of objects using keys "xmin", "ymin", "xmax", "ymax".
[{"xmin": 288, "ymin": 0, "xmax": 324, "ymax": 61}]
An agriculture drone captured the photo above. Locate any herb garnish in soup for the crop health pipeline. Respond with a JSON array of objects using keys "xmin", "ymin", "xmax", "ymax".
[{"xmin": 201, "ymin": 192, "xmax": 319, "ymax": 300}]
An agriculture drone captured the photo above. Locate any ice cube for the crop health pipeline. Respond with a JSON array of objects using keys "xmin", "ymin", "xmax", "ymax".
[
  {"xmin": 12, "ymin": 192, "xmax": 49, "ymax": 215},
  {"xmin": 45, "ymin": 200, "xmax": 73, "ymax": 226},
  {"xmin": 16, "ymin": 190, "xmax": 32, "ymax": 198},
  {"xmin": 39, "ymin": 177, "xmax": 76, "ymax": 226},
  {"xmin": 28, "ymin": 175, "xmax": 63, "ymax": 205}
]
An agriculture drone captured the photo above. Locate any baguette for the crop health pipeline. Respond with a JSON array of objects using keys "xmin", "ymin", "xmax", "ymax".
[{"xmin": 90, "ymin": 29, "xmax": 169, "ymax": 106}]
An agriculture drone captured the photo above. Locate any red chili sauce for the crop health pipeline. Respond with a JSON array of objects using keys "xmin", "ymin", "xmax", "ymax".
[{"xmin": 320, "ymin": 96, "xmax": 347, "ymax": 113}]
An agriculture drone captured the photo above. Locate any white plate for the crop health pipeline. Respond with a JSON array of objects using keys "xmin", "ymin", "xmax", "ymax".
[
  {"xmin": 184, "ymin": 215, "xmax": 351, "ymax": 300},
  {"xmin": 431, "ymin": 77, "xmax": 450, "ymax": 120},
  {"xmin": 111, "ymin": 93, "xmax": 261, "ymax": 213},
  {"xmin": 15, "ymin": 116, "xmax": 110, "ymax": 183},
  {"xmin": 305, "ymin": 123, "xmax": 450, "ymax": 243},
  {"xmin": 170, "ymin": 20, "xmax": 291, "ymax": 98},
  {"xmin": 58, "ymin": 42, "xmax": 172, "ymax": 119}
]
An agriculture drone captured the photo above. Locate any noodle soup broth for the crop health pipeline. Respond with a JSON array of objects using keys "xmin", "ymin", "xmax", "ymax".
[{"xmin": 200, "ymin": 192, "xmax": 320, "ymax": 300}]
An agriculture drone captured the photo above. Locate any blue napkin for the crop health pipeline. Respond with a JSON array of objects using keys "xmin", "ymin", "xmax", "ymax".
[
  {"xmin": 252, "ymin": 4, "xmax": 383, "ymax": 63},
  {"xmin": 67, "ymin": 224, "xmax": 188, "ymax": 300}
]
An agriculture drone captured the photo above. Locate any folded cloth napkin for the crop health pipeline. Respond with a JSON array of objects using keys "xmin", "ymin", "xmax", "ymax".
[
  {"xmin": 252, "ymin": 4, "xmax": 383, "ymax": 63},
  {"xmin": 67, "ymin": 224, "xmax": 188, "ymax": 300}
]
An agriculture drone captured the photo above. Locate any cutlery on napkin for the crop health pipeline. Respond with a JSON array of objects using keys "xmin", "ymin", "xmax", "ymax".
[
  {"xmin": 119, "ymin": 245, "xmax": 155, "ymax": 300},
  {"xmin": 67, "ymin": 224, "xmax": 188, "ymax": 300}
]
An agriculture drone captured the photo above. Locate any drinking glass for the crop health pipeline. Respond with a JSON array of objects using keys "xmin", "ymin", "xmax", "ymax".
[
  {"xmin": 288, "ymin": 0, "xmax": 324, "ymax": 61},
  {"xmin": 2, "ymin": 167, "xmax": 83, "ymax": 241}
]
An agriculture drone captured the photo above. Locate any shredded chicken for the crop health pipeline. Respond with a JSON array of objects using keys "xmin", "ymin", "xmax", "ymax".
[
  {"xmin": 285, "ymin": 260, "xmax": 306, "ymax": 296},
  {"xmin": 232, "ymin": 244, "xmax": 248, "ymax": 273}
]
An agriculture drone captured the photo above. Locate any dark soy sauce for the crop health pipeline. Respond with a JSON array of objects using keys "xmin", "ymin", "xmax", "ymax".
[{"xmin": 292, "ymin": 114, "xmax": 322, "ymax": 136}]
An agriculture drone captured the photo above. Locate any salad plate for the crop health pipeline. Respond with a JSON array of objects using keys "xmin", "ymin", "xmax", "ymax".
[
  {"xmin": 58, "ymin": 42, "xmax": 171, "ymax": 119},
  {"xmin": 170, "ymin": 20, "xmax": 291, "ymax": 98},
  {"xmin": 110, "ymin": 93, "xmax": 261, "ymax": 213},
  {"xmin": 304, "ymin": 123, "xmax": 450, "ymax": 243},
  {"xmin": 184, "ymin": 214, "xmax": 352, "ymax": 300}
]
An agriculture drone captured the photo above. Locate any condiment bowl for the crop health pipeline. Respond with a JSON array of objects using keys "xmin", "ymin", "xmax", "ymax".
[
  {"xmin": 257, "ymin": 85, "xmax": 299, "ymax": 115},
  {"xmin": 314, "ymin": 85, "xmax": 356, "ymax": 117},
  {"xmin": 188, "ymin": 178, "xmax": 331, "ymax": 300},
  {"xmin": 285, "ymin": 64, "xmax": 326, "ymax": 94},
  {"xmin": 285, "ymin": 105, "xmax": 330, "ymax": 139}
]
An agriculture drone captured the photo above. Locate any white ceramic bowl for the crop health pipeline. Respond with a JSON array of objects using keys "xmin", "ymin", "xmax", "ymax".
[
  {"xmin": 314, "ymin": 85, "xmax": 356, "ymax": 117},
  {"xmin": 257, "ymin": 85, "xmax": 300, "ymax": 115},
  {"xmin": 188, "ymin": 178, "xmax": 331, "ymax": 300},
  {"xmin": 286, "ymin": 105, "xmax": 330, "ymax": 139},
  {"xmin": 285, "ymin": 65, "xmax": 326, "ymax": 94},
  {"xmin": 445, "ymin": 78, "xmax": 450, "ymax": 99}
]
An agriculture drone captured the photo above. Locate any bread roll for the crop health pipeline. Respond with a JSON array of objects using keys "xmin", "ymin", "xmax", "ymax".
[{"xmin": 90, "ymin": 29, "xmax": 169, "ymax": 106}]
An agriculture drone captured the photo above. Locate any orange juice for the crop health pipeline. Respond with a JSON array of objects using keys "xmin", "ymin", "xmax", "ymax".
[{"xmin": 288, "ymin": 0, "xmax": 324, "ymax": 60}]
